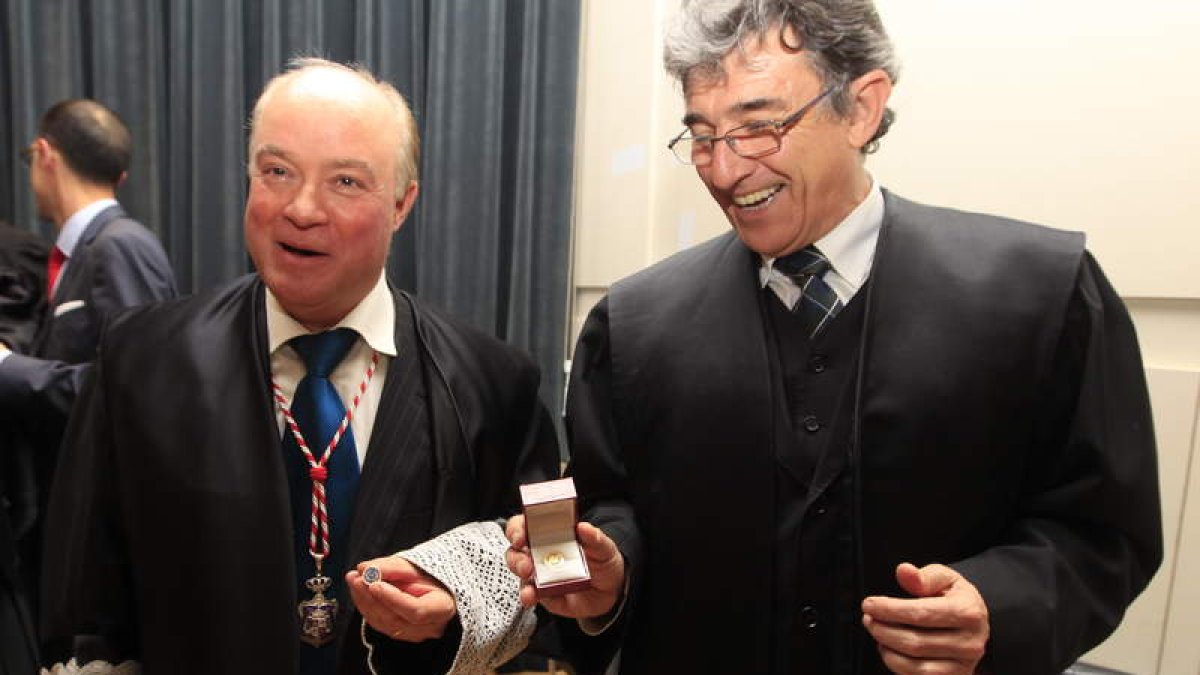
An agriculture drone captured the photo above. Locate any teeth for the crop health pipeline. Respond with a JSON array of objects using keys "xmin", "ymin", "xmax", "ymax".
[{"xmin": 734, "ymin": 184, "xmax": 783, "ymax": 207}]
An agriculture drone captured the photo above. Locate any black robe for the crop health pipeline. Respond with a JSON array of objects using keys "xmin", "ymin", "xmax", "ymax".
[
  {"xmin": 562, "ymin": 191, "xmax": 1161, "ymax": 674},
  {"xmin": 0, "ymin": 221, "xmax": 48, "ymax": 675},
  {"xmin": 40, "ymin": 274, "xmax": 559, "ymax": 674}
]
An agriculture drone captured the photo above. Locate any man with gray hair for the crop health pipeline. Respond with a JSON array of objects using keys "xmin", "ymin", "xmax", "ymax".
[
  {"xmin": 506, "ymin": 1, "xmax": 1161, "ymax": 674},
  {"xmin": 40, "ymin": 58, "xmax": 558, "ymax": 675}
]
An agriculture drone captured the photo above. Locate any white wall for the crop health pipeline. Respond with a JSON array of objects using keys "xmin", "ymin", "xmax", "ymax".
[{"xmin": 571, "ymin": 1, "xmax": 1200, "ymax": 672}]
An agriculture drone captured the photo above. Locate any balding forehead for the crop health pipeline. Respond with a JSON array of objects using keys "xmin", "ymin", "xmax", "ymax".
[{"xmin": 267, "ymin": 67, "xmax": 381, "ymax": 107}]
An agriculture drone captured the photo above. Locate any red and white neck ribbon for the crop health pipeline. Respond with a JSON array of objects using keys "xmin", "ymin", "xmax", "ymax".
[{"xmin": 271, "ymin": 350, "xmax": 380, "ymax": 566}]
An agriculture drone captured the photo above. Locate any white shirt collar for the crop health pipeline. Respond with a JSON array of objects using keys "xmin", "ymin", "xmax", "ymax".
[
  {"xmin": 759, "ymin": 178, "xmax": 884, "ymax": 304},
  {"xmin": 56, "ymin": 198, "xmax": 118, "ymax": 256},
  {"xmin": 266, "ymin": 272, "xmax": 397, "ymax": 356}
]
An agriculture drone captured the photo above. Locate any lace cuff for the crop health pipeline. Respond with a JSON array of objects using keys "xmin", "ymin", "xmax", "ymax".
[
  {"xmin": 41, "ymin": 659, "xmax": 142, "ymax": 675},
  {"xmin": 396, "ymin": 520, "xmax": 536, "ymax": 674}
]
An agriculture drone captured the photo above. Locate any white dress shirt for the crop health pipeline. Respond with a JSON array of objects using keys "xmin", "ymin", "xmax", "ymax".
[
  {"xmin": 267, "ymin": 272, "xmax": 396, "ymax": 466},
  {"xmin": 759, "ymin": 178, "xmax": 884, "ymax": 308}
]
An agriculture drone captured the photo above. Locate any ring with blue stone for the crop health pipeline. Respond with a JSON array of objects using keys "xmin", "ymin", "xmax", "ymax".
[{"xmin": 363, "ymin": 566, "xmax": 382, "ymax": 585}]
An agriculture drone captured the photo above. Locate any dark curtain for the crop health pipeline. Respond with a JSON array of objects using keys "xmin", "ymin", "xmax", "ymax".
[{"xmin": 0, "ymin": 0, "xmax": 578, "ymax": 420}]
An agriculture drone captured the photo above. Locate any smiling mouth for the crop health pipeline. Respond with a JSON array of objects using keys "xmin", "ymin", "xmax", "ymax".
[
  {"xmin": 280, "ymin": 242, "xmax": 324, "ymax": 257},
  {"xmin": 733, "ymin": 184, "xmax": 784, "ymax": 209}
]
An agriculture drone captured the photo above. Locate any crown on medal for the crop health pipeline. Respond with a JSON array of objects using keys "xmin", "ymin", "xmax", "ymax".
[{"xmin": 306, "ymin": 574, "xmax": 333, "ymax": 594}]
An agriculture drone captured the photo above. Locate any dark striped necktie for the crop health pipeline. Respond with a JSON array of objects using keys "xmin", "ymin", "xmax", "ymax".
[{"xmin": 774, "ymin": 245, "xmax": 843, "ymax": 339}]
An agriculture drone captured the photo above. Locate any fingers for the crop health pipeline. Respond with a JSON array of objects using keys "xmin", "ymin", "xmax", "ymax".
[
  {"xmin": 895, "ymin": 562, "xmax": 957, "ymax": 598},
  {"xmin": 345, "ymin": 558, "xmax": 457, "ymax": 642},
  {"xmin": 874, "ymin": 641, "xmax": 974, "ymax": 675},
  {"xmin": 505, "ymin": 516, "xmax": 627, "ymax": 618},
  {"xmin": 578, "ymin": 522, "xmax": 619, "ymax": 562},
  {"xmin": 863, "ymin": 564, "xmax": 986, "ymax": 630},
  {"xmin": 863, "ymin": 614, "xmax": 986, "ymax": 664},
  {"xmin": 861, "ymin": 562, "xmax": 989, "ymax": 675},
  {"xmin": 505, "ymin": 514, "xmax": 527, "ymax": 549},
  {"xmin": 504, "ymin": 515, "xmax": 538, "ymax": 608},
  {"xmin": 354, "ymin": 556, "xmax": 428, "ymax": 588},
  {"xmin": 575, "ymin": 522, "xmax": 624, "ymax": 594}
]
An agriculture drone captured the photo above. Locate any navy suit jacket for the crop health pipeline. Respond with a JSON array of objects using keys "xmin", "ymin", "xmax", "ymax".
[
  {"xmin": 0, "ymin": 204, "xmax": 175, "ymax": 615},
  {"xmin": 1, "ymin": 204, "xmax": 176, "ymax": 424}
]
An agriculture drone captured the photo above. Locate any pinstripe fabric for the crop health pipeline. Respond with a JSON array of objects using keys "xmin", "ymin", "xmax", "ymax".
[{"xmin": 345, "ymin": 296, "xmax": 435, "ymax": 570}]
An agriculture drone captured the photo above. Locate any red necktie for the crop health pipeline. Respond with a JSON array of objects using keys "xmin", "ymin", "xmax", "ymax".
[{"xmin": 47, "ymin": 246, "xmax": 66, "ymax": 298}]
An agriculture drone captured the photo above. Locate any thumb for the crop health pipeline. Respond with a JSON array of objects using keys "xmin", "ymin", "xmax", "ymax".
[{"xmin": 896, "ymin": 562, "xmax": 957, "ymax": 598}]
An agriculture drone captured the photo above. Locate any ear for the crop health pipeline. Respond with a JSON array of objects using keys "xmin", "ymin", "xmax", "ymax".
[
  {"xmin": 33, "ymin": 137, "xmax": 56, "ymax": 168},
  {"xmin": 846, "ymin": 69, "xmax": 893, "ymax": 150},
  {"xmin": 392, "ymin": 180, "xmax": 420, "ymax": 232},
  {"xmin": 117, "ymin": 170, "xmax": 129, "ymax": 187}
]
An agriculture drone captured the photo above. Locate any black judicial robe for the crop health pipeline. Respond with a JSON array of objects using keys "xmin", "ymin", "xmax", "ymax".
[
  {"xmin": 563, "ymin": 190, "xmax": 1161, "ymax": 674},
  {"xmin": 39, "ymin": 274, "xmax": 559, "ymax": 674}
]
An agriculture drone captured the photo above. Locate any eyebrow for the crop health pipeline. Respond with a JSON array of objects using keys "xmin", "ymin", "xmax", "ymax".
[
  {"xmin": 328, "ymin": 157, "xmax": 375, "ymax": 178},
  {"xmin": 681, "ymin": 97, "xmax": 789, "ymax": 128},
  {"xmin": 254, "ymin": 144, "xmax": 376, "ymax": 179}
]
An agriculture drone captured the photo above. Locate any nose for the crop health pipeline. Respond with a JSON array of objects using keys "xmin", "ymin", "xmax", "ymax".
[
  {"xmin": 282, "ymin": 179, "xmax": 328, "ymax": 228},
  {"xmin": 702, "ymin": 139, "xmax": 755, "ymax": 193}
]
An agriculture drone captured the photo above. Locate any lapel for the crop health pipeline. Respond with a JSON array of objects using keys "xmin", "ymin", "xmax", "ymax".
[
  {"xmin": 30, "ymin": 205, "xmax": 125, "ymax": 355},
  {"xmin": 51, "ymin": 204, "xmax": 124, "ymax": 301},
  {"xmin": 246, "ymin": 277, "xmax": 292, "ymax": 531},
  {"xmin": 344, "ymin": 289, "xmax": 436, "ymax": 565}
]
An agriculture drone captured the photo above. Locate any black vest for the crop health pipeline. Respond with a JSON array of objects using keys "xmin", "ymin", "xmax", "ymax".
[{"xmin": 764, "ymin": 282, "xmax": 869, "ymax": 675}]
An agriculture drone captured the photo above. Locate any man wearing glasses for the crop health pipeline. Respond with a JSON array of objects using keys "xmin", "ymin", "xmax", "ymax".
[
  {"xmin": 0, "ymin": 99, "xmax": 176, "ymax": 664},
  {"xmin": 506, "ymin": 1, "xmax": 1161, "ymax": 674}
]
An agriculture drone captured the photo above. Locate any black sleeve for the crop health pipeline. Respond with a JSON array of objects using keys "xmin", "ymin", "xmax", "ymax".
[
  {"xmin": 555, "ymin": 297, "xmax": 643, "ymax": 675},
  {"xmin": 39, "ymin": 353, "xmax": 139, "ymax": 665},
  {"xmin": 953, "ymin": 252, "xmax": 1162, "ymax": 673}
]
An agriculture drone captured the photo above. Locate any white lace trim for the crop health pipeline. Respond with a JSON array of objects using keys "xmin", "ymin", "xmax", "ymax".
[
  {"xmin": 40, "ymin": 659, "xmax": 142, "ymax": 675},
  {"xmin": 361, "ymin": 520, "xmax": 536, "ymax": 675}
]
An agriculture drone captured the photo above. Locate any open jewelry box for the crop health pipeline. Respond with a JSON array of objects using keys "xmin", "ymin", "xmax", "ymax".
[{"xmin": 519, "ymin": 477, "xmax": 592, "ymax": 596}]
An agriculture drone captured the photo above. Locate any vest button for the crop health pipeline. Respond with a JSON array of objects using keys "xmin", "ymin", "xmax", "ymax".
[
  {"xmin": 808, "ymin": 354, "xmax": 827, "ymax": 373},
  {"xmin": 803, "ymin": 415, "xmax": 821, "ymax": 432},
  {"xmin": 800, "ymin": 605, "xmax": 820, "ymax": 628}
]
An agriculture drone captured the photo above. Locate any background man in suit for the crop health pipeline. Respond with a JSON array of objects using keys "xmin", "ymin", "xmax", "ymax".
[
  {"xmin": 41, "ymin": 58, "xmax": 559, "ymax": 675},
  {"xmin": 0, "ymin": 100, "xmax": 176, "ymax": 667},
  {"xmin": 507, "ymin": 1, "xmax": 1162, "ymax": 674}
]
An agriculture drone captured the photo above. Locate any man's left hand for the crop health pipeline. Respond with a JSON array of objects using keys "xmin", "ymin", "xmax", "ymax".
[
  {"xmin": 861, "ymin": 562, "xmax": 989, "ymax": 675},
  {"xmin": 347, "ymin": 557, "xmax": 457, "ymax": 642}
]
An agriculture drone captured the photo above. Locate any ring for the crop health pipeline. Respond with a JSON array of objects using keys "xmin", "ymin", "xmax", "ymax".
[
  {"xmin": 543, "ymin": 551, "xmax": 565, "ymax": 566},
  {"xmin": 363, "ymin": 566, "xmax": 382, "ymax": 585}
]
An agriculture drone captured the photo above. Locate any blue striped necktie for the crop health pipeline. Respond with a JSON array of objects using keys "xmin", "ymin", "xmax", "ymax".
[
  {"xmin": 774, "ymin": 245, "xmax": 843, "ymax": 339},
  {"xmin": 281, "ymin": 328, "xmax": 360, "ymax": 670}
]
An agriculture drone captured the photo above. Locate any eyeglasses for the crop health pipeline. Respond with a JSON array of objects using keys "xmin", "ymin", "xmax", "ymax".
[{"xmin": 668, "ymin": 87, "xmax": 835, "ymax": 166}]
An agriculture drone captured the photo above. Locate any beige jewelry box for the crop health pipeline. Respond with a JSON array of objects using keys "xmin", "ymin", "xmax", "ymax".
[{"xmin": 520, "ymin": 477, "xmax": 592, "ymax": 596}]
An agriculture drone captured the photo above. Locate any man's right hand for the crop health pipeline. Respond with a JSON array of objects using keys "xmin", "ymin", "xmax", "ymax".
[{"xmin": 504, "ymin": 514, "xmax": 625, "ymax": 619}]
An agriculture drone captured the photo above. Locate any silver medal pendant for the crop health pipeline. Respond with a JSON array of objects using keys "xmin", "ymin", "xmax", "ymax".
[{"xmin": 298, "ymin": 571, "xmax": 339, "ymax": 647}]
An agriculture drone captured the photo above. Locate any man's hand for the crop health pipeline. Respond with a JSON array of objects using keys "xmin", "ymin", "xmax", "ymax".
[
  {"xmin": 346, "ymin": 556, "xmax": 457, "ymax": 642},
  {"xmin": 861, "ymin": 562, "xmax": 989, "ymax": 675},
  {"xmin": 504, "ymin": 514, "xmax": 625, "ymax": 619}
]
